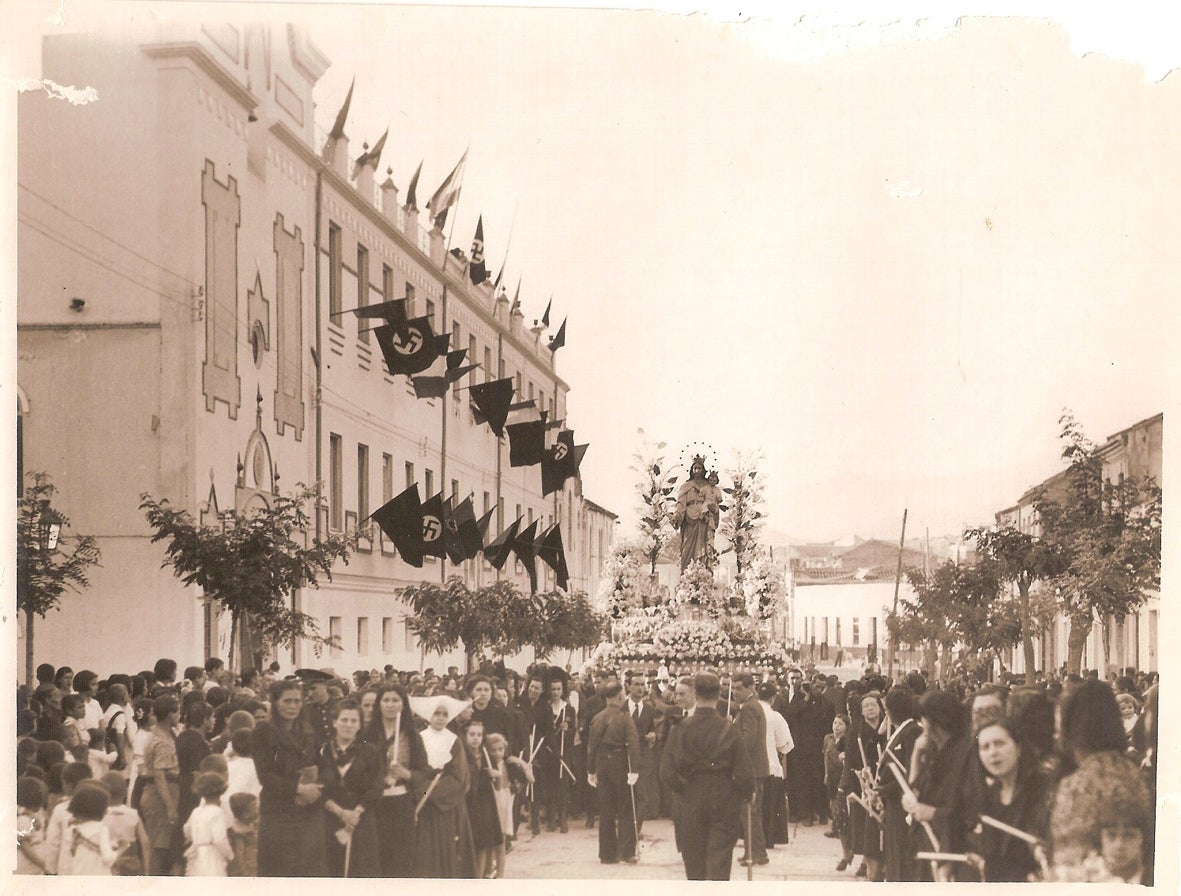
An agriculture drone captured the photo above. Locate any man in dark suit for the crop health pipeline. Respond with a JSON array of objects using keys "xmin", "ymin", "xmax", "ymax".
[
  {"xmin": 732, "ymin": 672, "xmax": 769, "ymax": 865},
  {"xmin": 666, "ymin": 671, "xmax": 755, "ymax": 880},
  {"xmin": 774, "ymin": 667, "xmax": 808, "ymax": 822},
  {"xmin": 624, "ymin": 671, "xmax": 658, "ymax": 831},
  {"xmin": 579, "ymin": 671, "xmax": 612, "ymax": 828},
  {"xmin": 877, "ymin": 687, "xmax": 922, "ymax": 882},
  {"xmin": 798, "ymin": 674, "xmax": 836, "ymax": 826},
  {"xmin": 587, "ymin": 682, "xmax": 641, "ymax": 864}
]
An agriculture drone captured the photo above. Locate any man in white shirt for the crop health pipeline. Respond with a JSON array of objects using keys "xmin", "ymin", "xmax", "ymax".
[
  {"xmin": 73, "ymin": 670, "xmax": 105, "ymax": 732},
  {"xmin": 759, "ymin": 681, "xmax": 794, "ymax": 846},
  {"xmin": 101, "ymin": 684, "xmax": 133, "ymax": 774}
]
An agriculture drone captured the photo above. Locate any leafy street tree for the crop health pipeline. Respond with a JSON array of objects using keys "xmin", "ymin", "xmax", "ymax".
[
  {"xmin": 718, "ymin": 452, "xmax": 766, "ymax": 594},
  {"xmin": 965, "ymin": 525, "xmax": 1063, "ymax": 685},
  {"xmin": 17, "ymin": 473, "xmax": 101, "ymax": 688},
  {"xmin": 632, "ymin": 430, "xmax": 677, "ymax": 576},
  {"xmin": 535, "ymin": 589, "xmax": 606, "ymax": 660},
  {"xmin": 141, "ymin": 484, "xmax": 358, "ymax": 672},
  {"xmin": 1035, "ymin": 414, "xmax": 1162, "ymax": 674}
]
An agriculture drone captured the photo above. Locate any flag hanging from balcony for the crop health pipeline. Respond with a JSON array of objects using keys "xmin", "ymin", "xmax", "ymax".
[
  {"xmin": 469, "ymin": 216, "xmax": 487, "ymax": 285},
  {"xmin": 548, "ymin": 318, "xmax": 567, "ymax": 352},
  {"xmin": 328, "ymin": 77, "xmax": 354, "ymax": 140},
  {"xmin": 369, "ymin": 484, "xmax": 424, "ymax": 568},
  {"xmin": 426, "ymin": 149, "xmax": 467, "ymax": 230},
  {"xmin": 420, "ymin": 492, "xmax": 448, "ymax": 560},
  {"xmin": 405, "ymin": 160, "xmax": 423, "ymax": 210},
  {"xmin": 512, "ymin": 519, "xmax": 540, "ymax": 592},
  {"xmin": 472, "ymin": 399, "xmax": 534, "ymax": 427},
  {"xmin": 541, "ymin": 429, "xmax": 578, "ymax": 496},
  {"xmin": 469, "ymin": 377, "xmax": 515, "ymax": 437},
  {"xmin": 351, "ymin": 127, "xmax": 388, "ymax": 180},
  {"xmin": 476, "ymin": 507, "xmax": 495, "ymax": 541},
  {"xmin": 343, "ymin": 298, "xmax": 407, "ymax": 325},
  {"xmin": 484, "ymin": 517, "xmax": 520, "ymax": 570},
  {"xmin": 541, "ymin": 296, "xmax": 552, "ymax": 328},
  {"xmin": 375, "ymin": 315, "xmax": 440, "ymax": 376},
  {"xmin": 538, "ymin": 523, "xmax": 570, "ymax": 591},
  {"xmin": 507, "ymin": 419, "xmax": 546, "ymax": 467},
  {"xmin": 411, "ymin": 375, "xmax": 448, "ymax": 399},
  {"xmin": 447, "ymin": 496, "xmax": 483, "ymax": 562}
]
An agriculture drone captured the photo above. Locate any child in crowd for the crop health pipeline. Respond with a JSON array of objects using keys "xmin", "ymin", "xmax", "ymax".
[
  {"xmin": 484, "ymin": 732, "xmax": 533, "ymax": 878},
  {"xmin": 183, "ymin": 771, "xmax": 233, "ymax": 876},
  {"xmin": 99, "ymin": 771, "xmax": 151, "ymax": 875},
  {"xmin": 223, "ymin": 728, "xmax": 262, "ymax": 821},
  {"xmin": 17, "ymin": 776, "xmax": 49, "ymax": 874},
  {"xmin": 225, "ymin": 792, "xmax": 259, "ymax": 877},
  {"xmin": 56, "ymin": 782, "xmax": 119, "ymax": 875},
  {"xmin": 462, "ymin": 720, "xmax": 503, "ymax": 879},
  {"xmin": 824, "ymin": 714, "xmax": 853, "ymax": 871},
  {"xmin": 43, "ymin": 761, "xmax": 94, "ymax": 874}
]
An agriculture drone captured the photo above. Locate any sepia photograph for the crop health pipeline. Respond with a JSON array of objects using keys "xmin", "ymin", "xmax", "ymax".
[{"xmin": 6, "ymin": 0, "xmax": 1178, "ymax": 886}]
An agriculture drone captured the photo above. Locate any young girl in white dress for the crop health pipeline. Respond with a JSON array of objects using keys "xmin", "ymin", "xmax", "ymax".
[
  {"xmin": 56, "ymin": 783, "xmax": 119, "ymax": 875},
  {"xmin": 183, "ymin": 771, "xmax": 233, "ymax": 876}
]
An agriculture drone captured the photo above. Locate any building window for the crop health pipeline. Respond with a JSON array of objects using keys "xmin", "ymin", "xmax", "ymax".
[
  {"xmin": 357, "ymin": 443, "xmax": 369, "ymax": 521},
  {"xmin": 328, "ymin": 223, "xmax": 342, "ymax": 316},
  {"xmin": 356, "ymin": 245, "xmax": 370, "ymax": 343},
  {"xmin": 483, "ymin": 491, "xmax": 491, "ymax": 516},
  {"xmin": 357, "ymin": 617, "xmax": 369, "ymax": 654},
  {"xmin": 404, "ymin": 618, "xmax": 416, "ymax": 652},
  {"xmin": 405, "ymin": 282, "xmax": 416, "ymax": 314},
  {"xmin": 405, "ymin": 462, "xmax": 415, "ymax": 490},
  {"xmin": 382, "ymin": 617, "xmax": 393, "ymax": 653},
  {"xmin": 382, "ymin": 453, "xmax": 393, "ymax": 503},
  {"xmin": 515, "ymin": 371, "xmax": 522, "ymax": 397},
  {"xmin": 329, "ymin": 616, "xmax": 342, "ymax": 657},
  {"xmin": 484, "ymin": 346, "xmax": 493, "ymax": 383},
  {"xmin": 451, "ymin": 479, "xmax": 459, "ymax": 504},
  {"xmin": 424, "ymin": 468, "xmax": 434, "ymax": 498},
  {"xmin": 468, "ymin": 336, "xmax": 477, "ymax": 385},
  {"xmin": 426, "ymin": 299, "xmax": 435, "ymax": 330},
  {"xmin": 836, "ymin": 618, "xmax": 842, "ymax": 646},
  {"xmin": 528, "ymin": 381, "xmax": 534, "ymax": 403},
  {"xmin": 498, "ymin": 358, "xmax": 505, "ymax": 380},
  {"xmin": 852, "ymin": 617, "xmax": 860, "ymax": 646},
  {"xmin": 515, "ymin": 503, "xmax": 522, "ymax": 523},
  {"xmin": 329, "ymin": 433, "xmax": 343, "ymax": 530}
]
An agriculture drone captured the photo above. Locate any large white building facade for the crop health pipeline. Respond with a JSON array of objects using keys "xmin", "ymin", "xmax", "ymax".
[{"xmin": 17, "ymin": 22, "xmax": 615, "ymax": 675}]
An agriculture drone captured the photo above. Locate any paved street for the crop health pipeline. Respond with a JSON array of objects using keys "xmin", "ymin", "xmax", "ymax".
[{"xmin": 504, "ymin": 816, "xmax": 849, "ymax": 881}]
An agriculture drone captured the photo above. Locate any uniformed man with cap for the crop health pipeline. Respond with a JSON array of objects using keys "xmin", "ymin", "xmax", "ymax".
[
  {"xmin": 293, "ymin": 668, "xmax": 333, "ymax": 750},
  {"xmin": 587, "ymin": 681, "xmax": 641, "ymax": 864},
  {"xmin": 666, "ymin": 671, "xmax": 755, "ymax": 880}
]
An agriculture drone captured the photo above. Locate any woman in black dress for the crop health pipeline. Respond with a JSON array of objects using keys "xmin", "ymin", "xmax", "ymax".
[
  {"xmin": 839, "ymin": 691, "xmax": 886, "ymax": 881},
  {"xmin": 362, "ymin": 683, "xmax": 426, "ymax": 877},
  {"xmin": 319, "ymin": 699, "xmax": 382, "ymax": 877},
  {"xmin": 461, "ymin": 719, "xmax": 503, "ymax": 877}
]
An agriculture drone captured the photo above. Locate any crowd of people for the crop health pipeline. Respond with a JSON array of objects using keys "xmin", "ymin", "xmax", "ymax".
[{"xmin": 14, "ymin": 654, "xmax": 1159, "ymax": 883}]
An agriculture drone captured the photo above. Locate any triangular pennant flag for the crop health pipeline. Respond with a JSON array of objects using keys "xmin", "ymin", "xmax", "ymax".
[
  {"xmin": 420, "ymin": 492, "xmax": 448, "ymax": 559},
  {"xmin": 541, "ymin": 430, "xmax": 578, "ymax": 496},
  {"xmin": 511, "ymin": 519, "xmax": 540, "ymax": 592},
  {"xmin": 475, "ymin": 507, "xmax": 495, "ymax": 541},
  {"xmin": 374, "ymin": 316, "xmax": 439, "ymax": 376},
  {"xmin": 484, "ymin": 517, "xmax": 521, "ymax": 570},
  {"xmin": 541, "ymin": 296, "xmax": 552, "ymax": 328},
  {"xmin": 405, "ymin": 160, "xmax": 423, "ymax": 210},
  {"xmin": 445, "ymin": 348, "xmax": 468, "ymax": 370},
  {"xmin": 450, "ymin": 497, "xmax": 483, "ymax": 562},
  {"xmin": 369, "ymin": 485, "xmax": 424, "ymax": 568},
  {"xmin": 411, "ymin": 375, "xmax": 448, "ymax": 399},
  {"xmin": 546, "ymin": 417, "xmax": 565, "ymax": 431},
  {"xmin": 469, "ymin": 216, "xmax": 487, "ymax": 285},
  {"xmin": 538, "ymin": 523, "xmax": 570, "ymax": 591},
  {"xmin": 426, "ymin": 150, "xmax": 468, "ymax": 230},
  {"xmin": 493, "ymin": 260, "xmax": 504, "ymax": 290},
  {"xmin": 469, "ymin": 378, "xmax": 515, "ymax": 437},
  {"xmin": 548, "ymin": 317, "xmax": 567, "ymax": 352},
  {"xmin": 328, "ymin": 77, "xmax": 354, "ymax": 140},
  {"xmin": 351, "ymin": 127, "xmax": 389, "ymax": 179},
  {"xmin": 445, "ymin": 363, "xmax": 479, "ymax": 384},
  {"xmin": 572, "ymin": 444, "xmax": 589, "ymax": 476},
  {"xmin": 443, "ymin": 497, "xmax": 467, "ymax": 565},
  {"xmin": 510, "ymin": 280, "xmax": 521, "ymax": 315},
  {"xmin": 435, "ymin": 333, "xmax": 451, "ymax": 356},
  {"xmin": 343, "ymin": 298, "xmax": 407, "ymax": 325},
  {"xmin": 471, "ymin": 399, "xmax": 534, "ymax": 427},
  {"xmin": 506, "ymin": 419, "xmax": 546, "ymax": 467}
]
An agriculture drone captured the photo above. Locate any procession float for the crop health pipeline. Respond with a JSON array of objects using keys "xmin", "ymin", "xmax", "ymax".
[{"xmin": 590, "ymin": 436, "xmax": 790, "ymax": 678}]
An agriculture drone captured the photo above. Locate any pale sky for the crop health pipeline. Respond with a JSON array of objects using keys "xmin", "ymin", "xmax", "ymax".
[{"xmin": 5, "ymin": 2, "xmax": 1180, "ymax": 544}]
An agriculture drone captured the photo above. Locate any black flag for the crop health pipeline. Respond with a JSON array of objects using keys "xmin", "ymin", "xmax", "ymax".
[
  {"xmin": 472, "ymin": 399, "xmax": 534, "ymax": 427},
  {"xmin": 449, "ymin": 497, "xmax": 483, "ymax": 562},
  {"xmin": 375, "ymin": 316, "xmax": 439, "ymax": 376},
  {"xmin": 538, "ymin": 523, "xmax": 570, "ymax": 591},
  {"xmin": 328, "ymin": 77, "xmax": 354, "ymax": 141},
  {"xmin": 548, "ymin": 318, "xmax": 566, "ymax": 352},
  {"xmin": 469, "ymin": 378, "xmax": 515, "ymax": 437},
  {"xmin": 369, "ymin": 485, "xmax": 424, "ymax": 568},
  {"xmin": 338, "ymin": 298, "xmax": 407, "ymax": 326},
  {"xmin": 475, "ymin": 507, "xmax": 496, "ymax": 541},
  {"xmin": 572, "ymin": 444, "xmax": 588, "ymax": 476},
  {"xmin": 469, "ymin": 216, "xmax": 487, "ymax": 285},
  {"xmin": 541, "ymin": 429, "xmax": 578, "ymax": 496},
  {"xmin": 512, "ymin": 519, "xmax": 540, "ymax": 592},
  {"xmin": 484, "ymin": 517, "xmax": 520, "ymax": 570},
  {"xmin": 506, "ymin": 420, "xmax": 546, "ymax": 467},
  {"xmin": 541, "ymin": 296, "xmax": 552, "ymax": 328},
  {"xmin": 420, "ymin": 492, "xmax": 448, "ymax": 560},
  {"xmin": 446, "ymin": 363, "xmax": 479, "ymax": 384},
  {"xmin": 411, "ymin": 375, "xmax": 448, "ymax": 399},
  {"xmin": 405, "ymin": 160, "xmax": 423, "ymax": 210}
]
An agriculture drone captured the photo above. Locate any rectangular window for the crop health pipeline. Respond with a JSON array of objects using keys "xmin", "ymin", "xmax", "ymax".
[
  {"xmin": 451, "ymin": 479, "xmax": 459, "ymax": 504},
  {"xmin": 357, "ymin": 444, "xmax": 369, "ymax": 521},
  {"xmin": 515, "ymin": 503, "xmax": 522, "ymax": 523},
  {"xmin": 852, "ymin": 617, "xmax": 860, "ymax": 646},
  {"xmin": 515, "ymin": 371, "xmax": 522, "ymax": 397},
  {"xmin": 468, "ymin": 336, "xmax": 477, "ymax": 385},
  {"xmin": 404, "ymin": 462, "xmax": 415, "ymax": 491},
  {"xmin": 382, "ymin": 617, "xmax": 394, "ymax": 653},
  {"xmin": 405, "ymin": 282, "xmax": 416, "ymax": 314},
  {"xmin": 404, "ymin": 618, "xmax": 416, "ymax": 652},
  {"xmin": 329, "ymin": 616, "xmax": 342, "ymax": 658},
  {"xmin": 424, "ymin": 469, "xmax": 434, "ymax": 498},
  {"xmin": 483, "ymin": 491, "xmax": 491, "ymax": 516},
  {"xmin": 528, "ymin": 381, "xmax": 534, "ymax": 403},
  {"xmin": 328, "ymin": 223, "xmax": 342, "ymax": 316},
  {"xmin": 382, "ymin": 263, "xmax": 394, "ymax": 300},
  {"xmin": 329, "ymin": 433, "xmax": 343, "ymax": 530},
  {"xmin": 357, "ymin": 617, "xmax": 369, "ymax": 654},
  {"xmin": 382, "ymin": 453, "xmax": 393, "ymax": 503},
  {"xmin": 836, "ymin": 618, "xmax": 842, "ymax": 646},
  {"xmin": 527, "ymin": 507, "xmax": 534, "ymax": 524},
  {"xmin": 484, "ymin": 346, "xmax": 493, "ymax": 384},
  {"xmin": 498, "ymin": 358, "xmax": 505, "ymax": 380},
  {"xmin": 426, "ymin": 299, "xmax": 436, "ymax": 329},
  {"xmin": 356, "ymin": 245, "xmax": 370, "ymax": 343}
]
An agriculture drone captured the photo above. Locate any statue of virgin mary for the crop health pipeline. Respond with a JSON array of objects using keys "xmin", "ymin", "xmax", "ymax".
[{"xmin": 671, "ymin": 455, "xmax": 721, "ymax": 570}]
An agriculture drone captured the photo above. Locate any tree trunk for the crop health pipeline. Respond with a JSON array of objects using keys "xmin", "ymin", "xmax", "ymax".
[
  {"xmin": 1101, "ymin": 615, "xmax": 1112, "ymax": 678},
  {"xmin": 1066, "ymin": 614, "xmax": 1091, "ymax": 675},
  {"xmin": 1019, "ymin": 582, "xmax": 1037, "ymax": 685},
  {"xmin": 239, "ymin": 610, "xmax": 257, "ymax": 674},
  {"xmin": 25, "ymin": 610, "xmax": 35, "ymax": 691}
]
